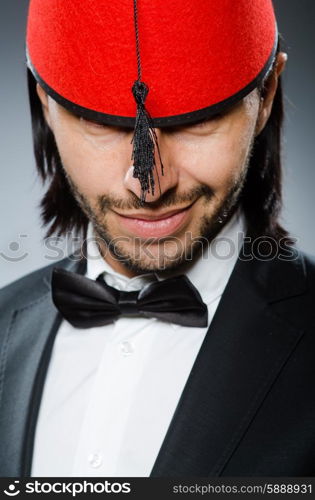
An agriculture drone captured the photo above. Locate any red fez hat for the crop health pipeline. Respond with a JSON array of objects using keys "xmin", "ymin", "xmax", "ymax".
[
  {"xmin": 26, "ymin": 0, "xmax": 277, "ymax": 200},
  {"xmin": 26, "ymin": 0, "xmax": 277, "ymax": 127}
]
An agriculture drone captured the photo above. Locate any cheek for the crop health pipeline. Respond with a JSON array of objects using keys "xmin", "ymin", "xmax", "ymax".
[
  {"xmin": 52, "ymin": 123, "xmax": 131, "ymax": 198},
  {"xmin": 167, "ymin": 128, "xmax": 253, "ymax": 193}
]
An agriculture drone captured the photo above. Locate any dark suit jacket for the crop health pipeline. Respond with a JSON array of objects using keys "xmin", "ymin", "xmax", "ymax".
[{"xmin": 1, "ymin": 245, "xmax": 315, "ymax": 477}]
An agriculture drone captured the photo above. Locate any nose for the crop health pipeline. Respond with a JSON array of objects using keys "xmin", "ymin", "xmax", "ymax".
[{"xmin": 123, "ymin": 128, "xmax": 179, "ymax": 202}]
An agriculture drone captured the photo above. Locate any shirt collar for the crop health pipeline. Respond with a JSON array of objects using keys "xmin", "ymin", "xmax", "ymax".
[{"xmin": 86, "ymin": 207, "xmax": 247, "ymax": 302}]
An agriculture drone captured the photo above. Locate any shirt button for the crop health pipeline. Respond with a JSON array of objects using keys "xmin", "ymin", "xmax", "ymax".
[
  {"xmin": 88, "ymin": 452, "xmax": 103, "ymax": 468},
  {"xmin": 120, "ymin": 340, "xmax": 134, "ymax": 356}
]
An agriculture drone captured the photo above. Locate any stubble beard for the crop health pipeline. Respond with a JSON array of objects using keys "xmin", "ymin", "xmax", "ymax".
[{"xmin": 64, "ymin": 156, "xmax": 251, "ymax": 276}]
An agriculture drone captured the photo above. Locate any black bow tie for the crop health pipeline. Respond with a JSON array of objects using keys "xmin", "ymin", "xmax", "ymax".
[{"xmin": 51, "ymin": 268, "xmax": 208, "ymax": 329}]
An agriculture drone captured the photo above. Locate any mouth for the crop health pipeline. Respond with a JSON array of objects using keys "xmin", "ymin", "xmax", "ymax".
[{"xmin": 112, "ymin": 202, "xmax": 195, "ymax": 238}]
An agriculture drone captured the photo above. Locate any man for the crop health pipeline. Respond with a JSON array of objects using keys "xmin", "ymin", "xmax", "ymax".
[{"xmin": 0, "ymin": 0, "xmax": 315, "ymax": 478}]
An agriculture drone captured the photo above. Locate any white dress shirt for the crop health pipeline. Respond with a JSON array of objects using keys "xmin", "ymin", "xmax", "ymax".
[{"xmin": 31, "ymin": 209, "xmax": 246, "ymax": 477}]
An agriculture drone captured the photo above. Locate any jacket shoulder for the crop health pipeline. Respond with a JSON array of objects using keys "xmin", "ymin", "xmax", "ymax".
[
  {"xmin": 303, "ymin": 251, "xmax": 315, "ymax": 282},
  {"xmin": 0, "ymin": 256, "xmax": 79, "ymax": 312},
  {"xmin": 302, "ymin": 251, "xmax": 315, "ymax": 304},
  {"xmin": 270, "ymin": 249, "xmax": 315, "ymax": 331}
]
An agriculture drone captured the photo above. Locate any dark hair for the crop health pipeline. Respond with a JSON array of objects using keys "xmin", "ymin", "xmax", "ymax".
[
  {"xmin": 27, "ymin": 49, "xmax": 290, "ymax": 242},
  {"xmin": 240, "ymin": 54, "xmax": 289, "ymax": 242},
  {"xmin": 27, "ymin": 69, "xmax": 89, "ymax": 237}
]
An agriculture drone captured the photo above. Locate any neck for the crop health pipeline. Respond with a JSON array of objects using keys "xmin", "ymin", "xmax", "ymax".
[{"xmin": 97, "ymin": 240, "xmax": 140, "ymax": 278}]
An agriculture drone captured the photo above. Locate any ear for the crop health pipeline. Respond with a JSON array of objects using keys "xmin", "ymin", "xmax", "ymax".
[
  {"xmin": 255, "ymin": 52, "xmax": 287, "ymax": 136},
  {"xmin": 36, "ymin": 84, "xmax": 52, "ymax": 128}
]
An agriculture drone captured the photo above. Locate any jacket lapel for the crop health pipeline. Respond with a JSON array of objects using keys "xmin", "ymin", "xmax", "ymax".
[
  {"xmin": 150, "ymin": 251, "xmax": 307, "ymax": 477},
  {"xmin": 0, "ymin": 257, "xmax": 82, "ymax": 477}
]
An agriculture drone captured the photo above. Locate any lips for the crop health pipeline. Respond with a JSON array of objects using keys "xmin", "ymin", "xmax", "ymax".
[{"xmin": 113, "ymin": 205, "xmax": 193, "ymax": 238}]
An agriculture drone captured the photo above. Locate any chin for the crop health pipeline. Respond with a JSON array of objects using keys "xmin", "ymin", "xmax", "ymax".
[{"xmin": 107, "ymin": 238, "xmax": 204, "ymax": 275}]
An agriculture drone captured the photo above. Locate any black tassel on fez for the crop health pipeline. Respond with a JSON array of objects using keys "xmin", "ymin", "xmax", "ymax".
[{"xmin": 131, "ymin": 0, "xmax": 164, "ymax": 204}]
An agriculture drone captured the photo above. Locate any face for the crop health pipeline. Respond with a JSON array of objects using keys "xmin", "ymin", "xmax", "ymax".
[{"xmin": 37, "ymin": 54, "xmax": 285, "ymax": 276}]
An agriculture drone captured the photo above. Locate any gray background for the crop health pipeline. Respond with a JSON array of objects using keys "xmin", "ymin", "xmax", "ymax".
[{"xmin": 0, "ymin": 0, "xmax": 314, "ymax": 288}]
